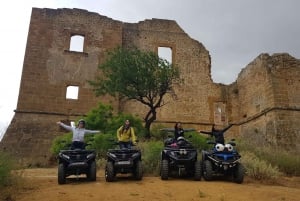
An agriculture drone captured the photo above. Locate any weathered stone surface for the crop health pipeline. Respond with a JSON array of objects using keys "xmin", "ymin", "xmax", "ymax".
[{"xmin": 1, "ymin": 8, "xmax": 299, "ymax": 166}]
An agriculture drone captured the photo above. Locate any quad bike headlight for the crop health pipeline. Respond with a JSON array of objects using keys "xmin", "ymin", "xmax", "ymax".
[
  {"xmin": 60, "ymin": 153, "xmax": 70, "ymax": 160},
  {"xmin": 108, "ymin": 152, "xmax": 116, "ymax": 158},
  {"xmin": 132, "ymin": 153, "xmax": 140, "ymax": 158},
  {"xmin": 87, "ymin": 153, "xmax": 95, "ymax": 159},
  {"xmin": 179, "ymin": 149, "xmax": 187, "ymax": 155},
  {"xmin": 215, "ymin": 143, "xmax": 224, "ymax": 152},
  {"xmin": 170, "ymin": 151, "xmax": 176, "ymax": 157}
]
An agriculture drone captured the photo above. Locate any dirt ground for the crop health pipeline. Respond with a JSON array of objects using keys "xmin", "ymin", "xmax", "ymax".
[{"xmin": 15, "ymin": 168, "xmax": 300, "ymax": 201}]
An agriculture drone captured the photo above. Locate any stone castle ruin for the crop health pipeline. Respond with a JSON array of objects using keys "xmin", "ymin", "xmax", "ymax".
[{"xmin": 1, "ymin": 8, "xmax": 299, "ymax": 166}]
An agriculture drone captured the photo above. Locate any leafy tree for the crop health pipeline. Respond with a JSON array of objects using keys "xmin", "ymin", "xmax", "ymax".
[{"xmin": 89, "ymin": 47, "xmax": 182, "ymax": 138}]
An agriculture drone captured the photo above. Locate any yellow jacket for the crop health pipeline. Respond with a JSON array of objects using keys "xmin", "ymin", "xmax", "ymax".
[{"xmin": 117, "ymin": 126, "xmax": 137, "ymax": 143}]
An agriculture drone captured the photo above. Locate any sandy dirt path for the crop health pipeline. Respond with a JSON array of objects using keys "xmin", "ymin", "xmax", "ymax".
[{"xmin": 16, "ymin": 168, "xmax": 300, "ymax": 201}]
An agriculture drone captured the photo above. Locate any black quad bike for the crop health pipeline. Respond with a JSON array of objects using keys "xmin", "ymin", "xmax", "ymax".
[
  {"xmin": 160, "ymin": 136, "xmax": 201, "ymax": 180},
  {"xmin": 201, "ymin": 139, "xmax": 244, "ymax": 184},
  {"xmin": 105, "ymin": 141, "xmax": 143, "ymax": 182},
  {"xmin": 57, "ymin": 143, "xmax": 97, "ymax": 185}
]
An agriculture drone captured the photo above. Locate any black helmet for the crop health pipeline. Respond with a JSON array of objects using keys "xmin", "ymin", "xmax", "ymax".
[
  {"xmin": 78, "ymin": 119, "xmax": 86, "ymax": 127},
  {"xmin": 164, "ymin": 138, "xmax": 174, "ymax": 146}
]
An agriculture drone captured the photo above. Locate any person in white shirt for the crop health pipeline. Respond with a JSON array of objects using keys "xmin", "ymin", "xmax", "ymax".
[{"xmin": 57, "ymin": 119, "xmax": 100, "ymax": 150}]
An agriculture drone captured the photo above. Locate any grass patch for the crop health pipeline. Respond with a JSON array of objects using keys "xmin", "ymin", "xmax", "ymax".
[
  {"xmin": 0, "ymin": 152, "xmax": 30, "ymax": 201},
  {"xmin": 255, "ymin": 148, "xmax": 300, "ymax": 176},
  {"xmin": 241, "ymin": 151, "xmax": 281, "ymax": 180},
  {"xmin": 139, "ymin": 140, "xmax": 164, "ymax": 175},
  {"xmin": 0, "ymin": 151, "xmax": 15, "ymax": 187},
  {"xmin": 238, "ymin": 139, "xmax": 300, "ymax": 176}
]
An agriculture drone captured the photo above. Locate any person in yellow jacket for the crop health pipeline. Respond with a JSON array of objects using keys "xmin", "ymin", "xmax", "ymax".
[{"xmin": 117, "ymin": 119, "xmax": 137, "ymax": 149}]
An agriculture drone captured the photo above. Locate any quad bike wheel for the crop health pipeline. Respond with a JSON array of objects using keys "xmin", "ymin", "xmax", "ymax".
[
  {"xmin": 233, "ymin": 163, "xmax": 244, "ymax": 184},
  {"xmin": 87, "ymin": 161, "xmax": 97, "ymax": 181},
  {"xmin": 203, "ymin": 160, "xmax": 213, "ymax": 181},
  {"xmin": 58, "ymin": 163, "xmax": 66, "ymax": 184},
  {"xmin": 134, "ymin": 160, "xmax": 143, "ymax": 180},
  {"xmin": 160, "ymin": 159, "xmax": 169, "ymax": 180},
  {"xmin": 194, "ymin": 161, "xmax": 202, "ymax": 181},
  {"xmin": 105, "ymin": 161, "xmax": 115, "ymax": 182}
]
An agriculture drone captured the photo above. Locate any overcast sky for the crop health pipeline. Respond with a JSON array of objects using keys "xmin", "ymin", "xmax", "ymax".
[{"xmin": 1, "ymin": 0, "xmax": 299, "ymax": 139}]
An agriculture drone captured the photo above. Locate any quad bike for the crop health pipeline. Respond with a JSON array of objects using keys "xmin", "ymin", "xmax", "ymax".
[
  {"xmin": 201, "ymin": 139, "xmax": 244, "ymax": 184},
  {"xmin": 57, "ymin": 142, "xmax": 97, "ymax": 184},
  {"xmin": 160, "ymin": 136, "xmax": 201, "ymax": 181},
  {"xmin": 105, "ymin": 141, "xmax": 143, "ymax": 182}
]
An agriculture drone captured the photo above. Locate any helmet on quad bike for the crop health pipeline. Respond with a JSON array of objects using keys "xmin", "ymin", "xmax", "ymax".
[
  {"xmin": 164, "ymin": 138, "xmax": 174, "ymax": 146},
  {"xmin": 177, "ymin": 136, "xmax": 185, "ymax": 141},
  {"xmin": 176, "ymin": 136, "xmax": 186, "ymax": 146},
  {"xmin": 78, "ymin": 119, "xmax": 86, "ymax": 127}
]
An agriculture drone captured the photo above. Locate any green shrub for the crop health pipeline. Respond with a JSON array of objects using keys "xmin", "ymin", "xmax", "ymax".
[
  {"xmin": 150, "ymin": 124, "xmax": 169, "ymax": 141},
  {"xmin": 85, "ymin": 102, "xmax": 113, "ymax": 131},
  {"xmin": 0, "ymin": 151, "xmax": 14, "ymax": 187},
  {"xmin": 254, "ymin": 148, "xmax": 300, "ymax": 176},
  {"xmin": 86, "ymin": 133, "xmax": 117, "ymax": 158},
  {"xmin": 187, "ymin": 131, "xmax": 211, "ymax": 151},
  {"xmin": 50, "ymin": 133, "xmax": 72, "ymax": 155},
  {"xmin": 140, "ymin": 140, "xmax": 164, "ymax": 175},
  {"xmin": 241, "ymin": 151, "xmax": 281, "ymax": 180},
  {"xmin": 0, "ymin": 153, "xmax": 26, "ymax": 201}
]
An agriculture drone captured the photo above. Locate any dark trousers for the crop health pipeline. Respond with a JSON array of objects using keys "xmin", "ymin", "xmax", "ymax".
[
  {"xmin": 119, "ymin": 141, "xmax": 131, "ymax": 149},
  {"xmin": 71, "ymin": 141, "xmax": 85, "ymax": 150}
]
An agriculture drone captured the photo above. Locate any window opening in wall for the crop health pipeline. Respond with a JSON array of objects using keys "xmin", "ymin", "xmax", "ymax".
[
  {"xmin": 158, "ymin": 47, "xmax": 172, "ymax": 64},
  {"xmin": 66, "ymin": 85, "xmax": 79, "ymax": 100},
  {"xmin": 214, "ymin": 102, "xmax": 226, "ymax": 125},
  {"xmin": 69, "ymin": 35, "xmax": 84, "ymax": 52}
]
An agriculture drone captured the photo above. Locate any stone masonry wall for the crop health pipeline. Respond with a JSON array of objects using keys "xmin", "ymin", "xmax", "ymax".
[{"xmin": 234, "ymin": 53, "xmax": 300, "ymax": 150}]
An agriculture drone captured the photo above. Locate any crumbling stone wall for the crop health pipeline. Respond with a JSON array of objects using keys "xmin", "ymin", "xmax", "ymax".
[
  {"xmin": 231, "ymin": 53, "xmax": 300, "ymax": 150},
  {"xmin": 0, "ymin": 8, "xmax": 299, "ymax": 166}
]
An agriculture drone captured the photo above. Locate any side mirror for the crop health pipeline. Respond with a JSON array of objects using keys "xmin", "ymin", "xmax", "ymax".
[{"xmin": 229, "ymin": 142, "xmax": 236, "ymax": 146}]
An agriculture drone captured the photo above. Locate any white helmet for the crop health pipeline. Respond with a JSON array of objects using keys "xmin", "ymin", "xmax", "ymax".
[{"xmin": 177, "ymin": 136, "xmax": 185, "ymax": 141}]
